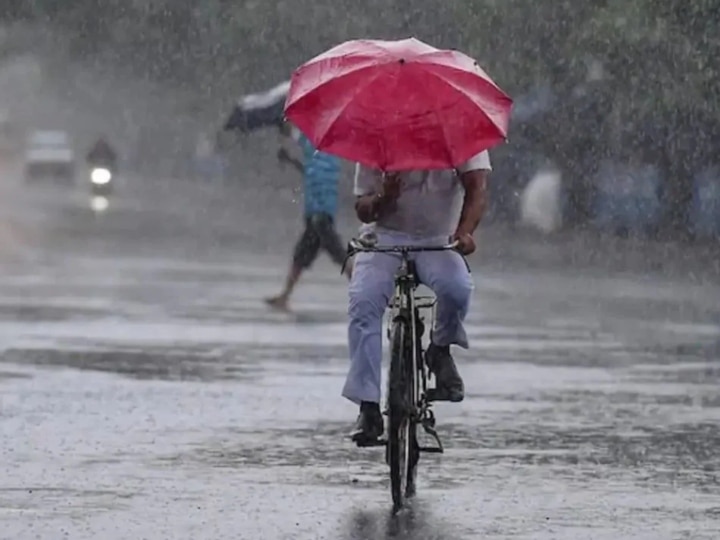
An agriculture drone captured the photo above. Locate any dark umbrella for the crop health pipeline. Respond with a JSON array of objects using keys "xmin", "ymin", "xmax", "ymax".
[{"xmin": 223, "ymin": 80, "xmax": 290, "ymax": 133}]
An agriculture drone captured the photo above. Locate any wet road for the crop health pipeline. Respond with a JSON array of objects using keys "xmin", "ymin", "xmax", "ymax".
[{"xmin": 1, "ymin": 181, "xmax": 719, "ymax": 539}]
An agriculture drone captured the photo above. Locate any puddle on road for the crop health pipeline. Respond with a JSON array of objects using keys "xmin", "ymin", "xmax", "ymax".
[
  {"xmin": 154, "ymin": 421, "xmax": 389, "ymax": 489},
  {"xmin": 0, "ymin": 303, "xmax": 108, "ymax": 322},
  {"xmin": 0, "ymin": 370, "xmax": 31, "ymax": 381},
  {"xmin": 1, "ymin": 347, "xmax": 266, "ymax": 382},
  {"xmin": 152, "ymin": 410, "xmax": 720, "ymax": 503},
  {"xmin": 0, "ymin": 486, "xmax": 135, "ymax": 514},
  {"xmin": 0, "ymin": 343, "xmax": 353, "ymax": 382}
]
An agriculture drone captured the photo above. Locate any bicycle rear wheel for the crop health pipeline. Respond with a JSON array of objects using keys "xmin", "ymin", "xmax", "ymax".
[{"xmin": 387, "ymin": 315, "xmax": 415, "ymax": 511}]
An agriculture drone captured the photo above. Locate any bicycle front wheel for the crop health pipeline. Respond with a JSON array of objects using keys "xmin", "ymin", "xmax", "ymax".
[{"xmin": 387, "ymin": 315, "xmax": 415, "ymax": 511}]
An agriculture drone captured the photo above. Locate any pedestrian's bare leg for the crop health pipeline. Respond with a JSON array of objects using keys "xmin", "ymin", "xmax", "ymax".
[{"xmin": 266, "ymin": 263, "xmax": 303, "ymax": 310}]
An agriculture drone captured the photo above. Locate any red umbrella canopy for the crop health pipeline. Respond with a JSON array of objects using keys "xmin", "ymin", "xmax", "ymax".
[{"xmin": 284, "ymin": 37, "xmax": 513, "ymax": 171}]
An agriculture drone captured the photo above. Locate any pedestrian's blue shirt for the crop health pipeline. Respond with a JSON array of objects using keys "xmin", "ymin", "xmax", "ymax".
[{"xmin": 298, "ymin": 134, "xmax": 340, "ymax": 217}]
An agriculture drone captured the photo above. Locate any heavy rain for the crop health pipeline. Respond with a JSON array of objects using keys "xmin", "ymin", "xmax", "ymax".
[{"xmin": 0, "ymin": 2, "xmax": 719, "ymax": 539}]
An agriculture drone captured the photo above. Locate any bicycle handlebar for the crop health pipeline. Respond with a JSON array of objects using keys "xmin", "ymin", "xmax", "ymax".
[
  {"xmin": 342, "ymin": 237, "xmax": 467, "ymax": 275},
  {"xmin": 347, "ymin": 237, "xmax": 459, "ymax": 254}
]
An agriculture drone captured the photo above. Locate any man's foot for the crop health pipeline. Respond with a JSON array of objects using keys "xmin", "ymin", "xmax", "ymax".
[
  {"xmin": 350, "ymin": 401, "xmax": 384, "ymax": 445},
  {"xmin": 425, "ymin": 343, "xmax": 464, "ymax": 402},
  {"xmin": 265, "ymin": 295, "xmax": 290, "ymax": 312}
]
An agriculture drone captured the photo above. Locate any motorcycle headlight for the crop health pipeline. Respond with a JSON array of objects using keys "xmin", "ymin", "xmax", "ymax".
[
  {"xmin": 90, "ymin": 195, "xmax": 109, "ymax": 212},
  {"xmin": 91, "ymin": 168, "xmax": 112, "ymax": 185}
]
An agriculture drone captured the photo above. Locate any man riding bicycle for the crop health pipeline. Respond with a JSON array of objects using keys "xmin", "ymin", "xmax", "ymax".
[{"xmin": 344, "ymin": 151, "xmax": 491, "ymax": 444}]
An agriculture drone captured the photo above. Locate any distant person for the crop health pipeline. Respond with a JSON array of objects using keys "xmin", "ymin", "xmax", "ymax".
[
  {"xmin": 265, "ymin": 121, "xmax": 351, "ymax": 311},
  {"xmin": 86, "ymin": 136, "xmax": 118, "ymax": 171}
]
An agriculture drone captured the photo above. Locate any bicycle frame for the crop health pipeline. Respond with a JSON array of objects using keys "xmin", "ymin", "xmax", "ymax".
[
  {"xmin": 386, "ymin": 252, "xmax": 436, "ymax": 421},
  {"xmin": 346, "ymin": 236, "xmax": 455, "ymax": 509},
  {"xmin": 345, "ymin": 236, "xmax": 456, "ymax": 433}
]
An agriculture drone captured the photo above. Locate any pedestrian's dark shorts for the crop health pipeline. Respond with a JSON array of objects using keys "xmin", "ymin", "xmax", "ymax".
[{"xmin": 292, "ymin": 213, "xmax": 346, "ymax": 269}]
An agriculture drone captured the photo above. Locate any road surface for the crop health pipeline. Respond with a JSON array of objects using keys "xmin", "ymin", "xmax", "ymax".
[{"xmin": 0, "ymin": 179, "xmax": 719, "ymax": 539}]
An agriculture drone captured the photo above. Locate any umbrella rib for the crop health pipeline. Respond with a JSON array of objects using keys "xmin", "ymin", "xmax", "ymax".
[
  {"xmin": 405, "ymin": 70, "xmax": 454, "ymax": 167},
  {"xmin": 303, "ymin": 39, "xmax": 394, "ymax": 68},
  {"xmin": 312, "ymin": 68, "xmax": 388, "ymax": 150},
  {"xmin": 289, "ymin": 56, "xmax": 397, "ymax": 105},
  {"xmin": 413, "ymin": 63, "xmax": 509, "ymax": 134},
  {"xmin": 411, "ymin": 52, "xmax": 507, "ymax": 93}
]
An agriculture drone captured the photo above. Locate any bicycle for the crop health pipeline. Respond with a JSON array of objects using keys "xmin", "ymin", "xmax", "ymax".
[{"xmin": 344, "ymin": 235, "xmax": 462, "ymax": 512}]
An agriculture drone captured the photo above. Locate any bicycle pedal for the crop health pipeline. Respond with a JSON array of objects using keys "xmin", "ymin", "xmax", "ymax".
[
  {"xmin": 418, "ymin": 446, "xmax": 444, "ymax": 454},
  {"xmin": 426, "ymin": 388, "xmax": 442, "ymax": 402},
  {"xmin": 426, "ymin": 388, "xmax": 459, "ymax": 402},
  {"xmin": 354, "ymin": 438, "xmax": 387, "ymax": 448}
]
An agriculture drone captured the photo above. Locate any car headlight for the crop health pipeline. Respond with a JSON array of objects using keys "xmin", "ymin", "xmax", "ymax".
[{"xmin": 91, "ymin": 168, "xmax": 112, "ymax": 185}]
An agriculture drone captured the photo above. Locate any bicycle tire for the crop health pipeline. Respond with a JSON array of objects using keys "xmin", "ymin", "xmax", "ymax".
[
  {"xmin": 387, "ymin": 314, "xmax": 415, "ymax": 511},
  {"xmin": 405, "ymin": 308, "xmax": 423, "ymax": 498}
]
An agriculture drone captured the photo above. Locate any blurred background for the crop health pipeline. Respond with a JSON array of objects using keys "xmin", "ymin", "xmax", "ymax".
[{"xmin": 0, "ymin": 0, "xmax": 718, "ymax": 247}]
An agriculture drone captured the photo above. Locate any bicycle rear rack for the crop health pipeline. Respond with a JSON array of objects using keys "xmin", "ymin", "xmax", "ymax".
[{"xmin": 355, "ymin": 438, "xmax": 387, "ymax": 448}]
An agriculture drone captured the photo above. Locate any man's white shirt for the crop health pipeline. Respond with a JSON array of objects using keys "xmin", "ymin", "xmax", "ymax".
[{"xmin": 354, "ymin": 150, "xmax": 492, "ymax": 238}]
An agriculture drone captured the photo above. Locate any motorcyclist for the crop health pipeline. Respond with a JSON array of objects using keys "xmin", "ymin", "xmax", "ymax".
[{"xmin": 86, "ymin": 136, "xmax": 118, "ymax": 171}]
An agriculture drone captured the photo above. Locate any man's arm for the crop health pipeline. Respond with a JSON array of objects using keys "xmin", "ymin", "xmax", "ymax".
[
  {"xmin": 455, "ymin": 168, "xmax": 489, "ymax": 237},
  {"xmin": 277, "ymin": 147, "xmax": 304, "ymax": 174},
  {"xmin": 453, "ymin": 150, "xmax": 492, "ymax": 253},
  {"xmin": 355, "ymin": 194, "xmax": 377, "ymax": 224},
  {"xmin": 353, "ymin": 164, "xmax": 400, "ymax": 223},
  {"xmin": 355, "ymin": 192, "xmax": 398, "ymax": 223}
]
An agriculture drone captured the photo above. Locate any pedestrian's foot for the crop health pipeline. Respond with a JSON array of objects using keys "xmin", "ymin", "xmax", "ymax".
[
  {"xmin": 426, "ymin": 343, "xmax": 464, "ymax": 402},
  {"xmin": 265, "ymin": 295, "xmax": 290, "ymax": 312},
  {"xmin": 350, "ymin": 401, "xmax": 384, "ymax": 445}
]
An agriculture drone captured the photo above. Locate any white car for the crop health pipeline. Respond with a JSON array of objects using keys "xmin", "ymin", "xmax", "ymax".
[{"xmin": 24, "ymin": 130, "xmax": 76, "ymax": 184}]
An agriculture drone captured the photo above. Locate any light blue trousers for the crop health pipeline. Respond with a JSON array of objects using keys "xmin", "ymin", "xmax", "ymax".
[{"xmin": 342, "ymin": 232, "xmax": 474, "ymax": 405}]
